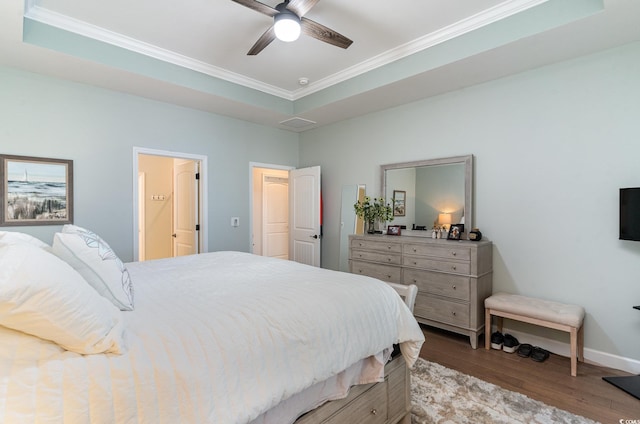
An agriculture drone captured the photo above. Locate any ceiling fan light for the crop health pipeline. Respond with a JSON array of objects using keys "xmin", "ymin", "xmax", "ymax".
[{"xmin": 274, "ymin": 12, "xmax": 301, "ymax": 42}]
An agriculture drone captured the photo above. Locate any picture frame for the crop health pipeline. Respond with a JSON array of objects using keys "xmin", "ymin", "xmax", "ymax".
[
  {"xmin": 447, "ymin": 224, "xmax": 464, "ymax": 240},
  {"xmin": 0, "ymin": 154, "xmax": 74, "ymax": 226},
  {"xmin": 392, "ymin": 190, "xmax": 406, "ymax": 216},
  {"xmin": 387, "ymin": 225, "xmax": 402, "ymax": 236}
]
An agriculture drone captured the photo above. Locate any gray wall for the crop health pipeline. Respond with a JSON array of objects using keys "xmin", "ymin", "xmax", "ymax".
[
  {"xmin": 300, "ymin": 41, "xmax": 640, "ymax": 365},
  {"xmin": 0, "ymin": 66, "xmax": 299, "ymax": 261}
]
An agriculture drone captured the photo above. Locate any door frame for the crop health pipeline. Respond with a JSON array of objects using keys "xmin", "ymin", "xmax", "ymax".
[
  {"xmin": 249, "ymin": 162, "xmax": 294, "ymax": 255},
  {"xmin": 133, "ymin": 147, "xmax": 208, "ymax": 261}
]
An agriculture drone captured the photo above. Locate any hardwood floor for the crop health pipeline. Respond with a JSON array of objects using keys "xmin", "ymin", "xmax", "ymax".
[{"xmin": 418, "ymin": 326, "xmax": 639, "ymax": 423}]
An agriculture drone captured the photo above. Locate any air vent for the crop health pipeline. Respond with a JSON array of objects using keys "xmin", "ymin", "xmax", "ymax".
[{"xmin": 279, "ymin": 117, "xmax": 317, "ymax": 129}]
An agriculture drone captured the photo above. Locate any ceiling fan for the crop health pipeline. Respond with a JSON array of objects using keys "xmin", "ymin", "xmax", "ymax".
[{"xmin": 231, "ymin": 0, "xmax": 353, "ymax": 55}]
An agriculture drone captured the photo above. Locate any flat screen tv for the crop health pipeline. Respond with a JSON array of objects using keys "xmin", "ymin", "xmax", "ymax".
[{"xmin": 620, "ymin": 188, "xmax": 640, "ymax": 241}]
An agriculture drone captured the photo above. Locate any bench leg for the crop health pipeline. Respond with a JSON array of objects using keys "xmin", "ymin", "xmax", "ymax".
[
  {"xmin": 485, "ymin": 308, "xmax": 491, "ymax": 350},
  {"xmin": 578, "ymin": 325, "xmax": 584, "ymax": 362},
  {"xmin": 570, "ymin": 327, "xmax": 578, "ymax": 377},
  {"xmin": 485, "ymin": 311, "xmax": 506, "ymax": 350}
]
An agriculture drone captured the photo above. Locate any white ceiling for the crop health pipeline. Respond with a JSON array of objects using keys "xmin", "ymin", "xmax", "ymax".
[{"xmin": 1, "ymin": 0, "xmax": 639, "ymax": 132}]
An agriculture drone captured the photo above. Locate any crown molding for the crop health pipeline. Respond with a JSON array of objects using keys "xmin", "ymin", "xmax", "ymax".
[
  {"xmin": 25, "ymin": 0, "xmax": 549, "ymax": 102},
  {"xmin": 24, "ymin": 5, "xmax": 294, "ymax": 100},
  {"xmin": 291, "ymin": 0, "xmax": 549, "ymax": 99}
]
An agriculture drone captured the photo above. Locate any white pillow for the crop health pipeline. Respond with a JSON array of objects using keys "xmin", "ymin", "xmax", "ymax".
[
  {"xmin": 0, "ymin": 243, "xmax": 126, "ymax": 354},
  {"xmin": 0, "ymin": 231, "xmax": 50, "ymax": 250},
  {"xmin": 52, "ymin": 225, "xmax": 134, "ymax": 311}
]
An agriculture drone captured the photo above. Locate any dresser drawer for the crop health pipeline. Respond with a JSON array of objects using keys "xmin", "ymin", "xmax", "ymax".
[
  {"xmin": 350, "ymin": 260, "xmax": 401, "ymax": 283},
  {"xmin": 414, "ymin": 295, "xmax": 470, "ymax": 327},
  {"xmin": 325, "ymin": 379, "xmax": 387, "ymax": 424},
  {"xmin": 350, "ymin": 249, "xmax": 402, "ymax": 265},
  {"xmin": 351, "ymin": 238, "xmax": 402, "ymax": 254},
  {"xmin": 403, "ymin": 269, "xmax": 470, "ymax": 301},
  {"xmin": 404, "ymin": 243, "xmax": 471, "ymax": 261},
  {"xmin": 403, "ymin": 256, "xmax": 471, "ymax": 275}
]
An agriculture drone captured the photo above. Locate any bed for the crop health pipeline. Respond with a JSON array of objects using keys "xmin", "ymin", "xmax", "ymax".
[{"xmin": 0, "ymin": 227, "xmax": 424, "ymax": 424}]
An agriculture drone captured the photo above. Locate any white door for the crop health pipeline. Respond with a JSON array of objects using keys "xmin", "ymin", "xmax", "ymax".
[
  {"xmin": 289, "ymin": 166, "xmax": 321, "ymax": 267},
  {"xmin": 263, "ymin": 175, "xmax": 289, "ymax": 259},
  {"xmin": 173, "ymin": 159, "xmax": 199, "ymax": 257}
]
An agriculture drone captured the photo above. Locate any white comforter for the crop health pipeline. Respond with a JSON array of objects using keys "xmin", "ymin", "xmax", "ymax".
[{"xmin": 0, "ymin": 251, "xmax": 424, "ymax": 424}]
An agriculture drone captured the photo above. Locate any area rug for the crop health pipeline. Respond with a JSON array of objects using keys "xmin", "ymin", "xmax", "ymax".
[{"xmin": 410, "ymin": 358, "xmax": 598, "ymax": 424}]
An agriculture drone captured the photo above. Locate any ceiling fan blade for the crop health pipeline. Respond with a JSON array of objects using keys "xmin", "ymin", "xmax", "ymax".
[
  {"xmin": 231, "ymin": 0, "xmax": 278, "ymax": 17},
  {"xmin": 301, "ymin": 18, "xmax": 352, "ymax": 49},
  {"xmin": 286, "ymin": 0, "xmax": 320, "ymax": 17},
  {"xmin": 247, "ymin": 25, "xmax": 276, "ymax": 55}
]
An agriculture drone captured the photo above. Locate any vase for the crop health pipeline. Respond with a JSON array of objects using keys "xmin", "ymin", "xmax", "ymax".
[
  {"xmin": 366, "ymin": 220, "xmax": 376, "ymax": 234},
  {"xmin": 374, "ymin": 219, "xmax": 380, "ymax": 233}
]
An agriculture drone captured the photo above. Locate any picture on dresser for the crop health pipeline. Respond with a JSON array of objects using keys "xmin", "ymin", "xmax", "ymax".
[
  {"xmin": 447, "ymin": 224, "xmax": 463, "ymax": 240},
  {"xmin": 387, "ymin": 225, "xmax": 402, "ymax": 236},
  {"xmin": 392, "ymin": 190, "xmax": 406, "ymax": 216}
]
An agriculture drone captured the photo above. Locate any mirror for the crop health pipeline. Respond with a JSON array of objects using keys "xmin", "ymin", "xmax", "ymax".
[
  {"xmin": 339, "ymin": 184, "xmax": 366, "ymax": 271},
  {"xmin": 381, "ymin": 155, "xmax": 473, "ymax": 236}
]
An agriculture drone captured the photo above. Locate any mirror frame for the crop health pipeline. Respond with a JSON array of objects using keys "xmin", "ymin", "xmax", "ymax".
[{"xmin": 381, "ymin": 155, "xmax": 473, "ymax": 235}]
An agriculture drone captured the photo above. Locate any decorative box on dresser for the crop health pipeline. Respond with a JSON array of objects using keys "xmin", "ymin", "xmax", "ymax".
[{"xmin": 349, "ymin": 234, "xmax": 493, "ymax": 349}]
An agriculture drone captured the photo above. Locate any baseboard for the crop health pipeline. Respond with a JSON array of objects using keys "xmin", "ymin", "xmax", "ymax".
[{"xmin": 497, "ymin": 327, "xmax": 640, "ymax": 375}]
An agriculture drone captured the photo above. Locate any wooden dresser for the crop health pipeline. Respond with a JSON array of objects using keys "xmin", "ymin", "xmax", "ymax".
[{"xmin": 349, "ymin": 234, "xmax": 493, "ymax": 349}]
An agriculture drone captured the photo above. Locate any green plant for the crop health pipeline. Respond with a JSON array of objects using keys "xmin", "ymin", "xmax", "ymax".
[{"xmin": 354, "ymin": 196, "xmax": 394, "ymax": 225}]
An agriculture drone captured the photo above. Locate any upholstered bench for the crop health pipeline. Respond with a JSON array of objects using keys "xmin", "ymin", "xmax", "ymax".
[{"xmin": 484, "ymin": 292, "xmax": 585, "ymax": 376}]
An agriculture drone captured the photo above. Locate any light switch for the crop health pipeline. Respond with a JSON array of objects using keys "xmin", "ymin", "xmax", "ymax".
[{"xmin": 231, "ymin": 217, "xmax": 240, "ymax": 227}]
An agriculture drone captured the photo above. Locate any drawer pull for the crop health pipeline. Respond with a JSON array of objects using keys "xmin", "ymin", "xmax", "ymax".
[
  {"xmin": 371, "ymin": 409, "xmax": 378, "ymax": 416},
  {"xmin": 452, "ymin": 311, "xmax": 457, "ymax": 316},
  {"xmin": 387, "ymin": 275, "xmax": 392, "ymax": 279},
  {"xmin": 452, "ymin": 265, "xmax": 457, "ymax": 270},
  {"xmin": 451, "ymin": 251, "xmax": 457, "ymax": 256},
  {"xmin": 452, "ymin": 285, "xmax": 456, "ymax": 290},
  {"xmin": 413, "ymin": 261, "xmax": 417, "ymax": 265},
  {"xmin": 412, "ymin": 248, "xmax": 417, "ymax": 252},
  {"xmin": 413, "ymin": 279, "xmax": 417, "ymax": 283},
  {"xmin": 387, "ymin": 245, "xmax": 392, "ymax": 250},
  {"xmin": 387, "ymin": 257, "xmax": 392, "ymax": 262}
]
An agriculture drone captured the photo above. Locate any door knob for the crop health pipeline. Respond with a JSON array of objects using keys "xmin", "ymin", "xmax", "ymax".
[
  {"xmin": 172, "ymin": 234, "xmax": 177, "ymax": 238},
  {"xmin": 310, "ymin": 234, "xmax": 318, "ymax": 239}
]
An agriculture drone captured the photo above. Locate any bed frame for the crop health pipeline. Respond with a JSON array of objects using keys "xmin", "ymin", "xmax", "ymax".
[{"xmin": 295, "ymin": 355, "xmax": 410, "ymax": 424}]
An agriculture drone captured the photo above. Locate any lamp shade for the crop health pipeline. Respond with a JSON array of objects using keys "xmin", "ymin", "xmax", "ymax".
[
  {"xmin": 438, "ymin": 213, "xmax": 452, "ymax": 226},
  {"xmin": 274, "ymin": 12, "xmax": 301, "ymax": 42}
]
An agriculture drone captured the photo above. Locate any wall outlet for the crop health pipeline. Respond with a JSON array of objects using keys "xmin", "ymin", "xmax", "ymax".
[{"xmin": 231, "ymin": 217, "xmax": 240, "ymax": 227}]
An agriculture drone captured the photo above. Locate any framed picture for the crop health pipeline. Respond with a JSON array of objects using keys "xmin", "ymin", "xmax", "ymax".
[
  {"xmin": 387, "ymin": 225, "xmax": 402, "ymax": 236},
  {"xmin": 447, "ymin": 224, "xmax": 464, "ymax": 240},
  {"xmin": 0, "ymin": 154, "xmax": 73, "ymax": 226},
  {"xmin": 393, "ymin": 190, "xmax": 406, "ymax": 216}
]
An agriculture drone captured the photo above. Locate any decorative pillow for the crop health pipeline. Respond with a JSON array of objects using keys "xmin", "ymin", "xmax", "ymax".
[
  {"xmin": 51, "ymin": 225, "xmax": 134, "ymax": 311},
  {"xmin": 0, "ymin": 231, "xmax": 50, "ymax": 250},
  {"xmin": 0, "ymin": 243, "xmax": 126, "ymax": 354}
]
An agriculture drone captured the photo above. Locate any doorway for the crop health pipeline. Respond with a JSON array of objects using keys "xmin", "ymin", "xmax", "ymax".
[
  {"xmin": 133, "ymin": 147, "xmax": 208, "ymax": 261},
  {"xmin": 250, "ymin": 163, "xmax": 322, "ymax": 267},
  {"xmin": 251, "ymin": 165, "xmax": 291, "ymax": 258}
]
